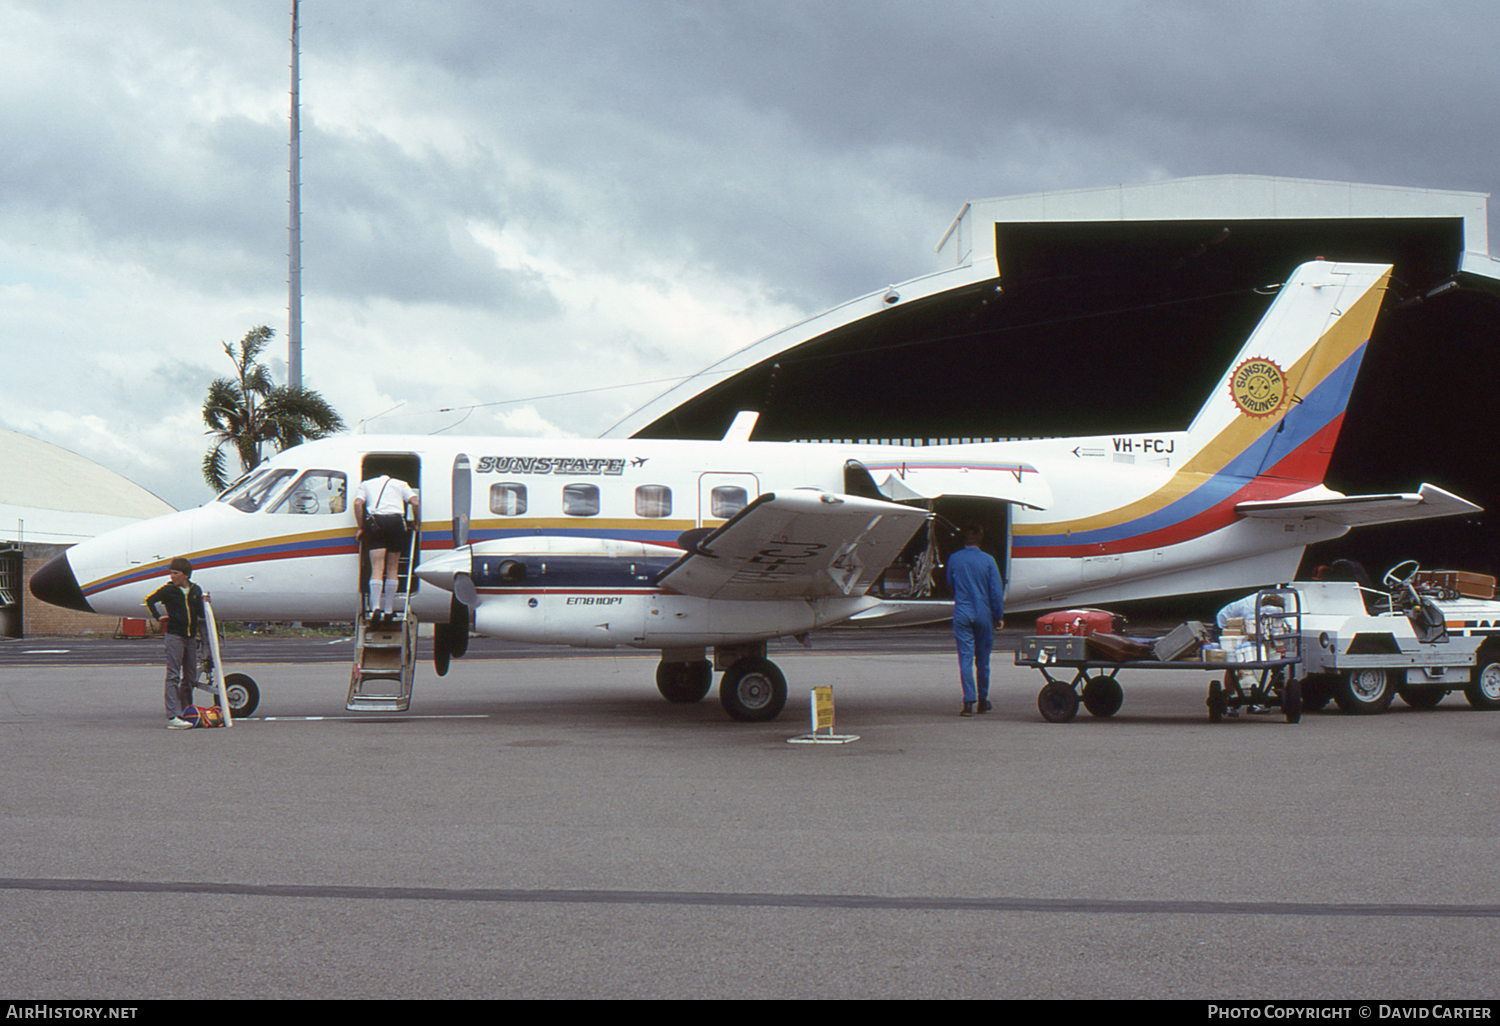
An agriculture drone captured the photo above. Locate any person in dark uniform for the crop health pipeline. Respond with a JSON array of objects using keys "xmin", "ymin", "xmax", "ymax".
[{"xmin": 946, "ymin": 524, "xmax": 1006, "ymax": 717}]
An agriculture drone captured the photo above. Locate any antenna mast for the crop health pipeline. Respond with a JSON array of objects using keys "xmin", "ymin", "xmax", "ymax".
[{"xmin": 287, "ymin": 0, "xmax": 303, "ymax": 389}]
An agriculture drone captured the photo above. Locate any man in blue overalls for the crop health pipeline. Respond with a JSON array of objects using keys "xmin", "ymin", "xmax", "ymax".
[{"xmin": 947, "ymin": 524, "xmax": 1006, "ymax": 717}]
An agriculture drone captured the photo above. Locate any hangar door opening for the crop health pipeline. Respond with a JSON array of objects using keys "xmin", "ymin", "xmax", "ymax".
[{"xmin": 0, "ymin": 544, "xmax": 20, "ymax": 639}]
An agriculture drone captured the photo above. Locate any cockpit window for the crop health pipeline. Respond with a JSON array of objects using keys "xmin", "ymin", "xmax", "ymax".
[
  {"xmin": 218, "ymin": 468, "xmax": 297, "ymax": 513},
  {"xmin": 269, "ymin": 470, "xmax": 348, "ymax": 515}
]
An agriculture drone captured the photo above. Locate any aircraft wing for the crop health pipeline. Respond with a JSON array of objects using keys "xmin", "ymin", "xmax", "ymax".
[
  {"xmin": 1235, "ymin": 483, "xmax": 1481, "ymax": 526},
  {"xmin": 844, "ymin": 599, "xmax": 955, "ymax": 627},
  {"xmin": 657, "ymin": 491, "xmax": 928, "ymax": 601}
]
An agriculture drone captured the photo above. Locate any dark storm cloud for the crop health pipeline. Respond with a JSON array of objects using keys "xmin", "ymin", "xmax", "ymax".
[
  {"xmin": 6, "ymin": 0, "xmax": 1500, "ymax": 509},
  {"xmin": 291, "ymin": 0, "xmax": 1500, "ymax": 300}
]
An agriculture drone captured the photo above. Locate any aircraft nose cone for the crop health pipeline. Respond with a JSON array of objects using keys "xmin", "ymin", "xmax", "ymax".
[{"xmin": 29, "ymin": 553, "xmax": 93, "ymax": 613}]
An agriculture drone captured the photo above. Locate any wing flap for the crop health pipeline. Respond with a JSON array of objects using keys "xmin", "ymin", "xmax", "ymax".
[
  {"xmin": 1236, "ymin": 483, "xmax": 1481, "ymax": 526},
  {"xmin": 658, "ymin": 491, "xmax": 928, "ymax": 601}
]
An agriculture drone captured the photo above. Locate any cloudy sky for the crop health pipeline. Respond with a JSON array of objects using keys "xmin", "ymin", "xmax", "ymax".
[{"xmin": 4, "ymin": 0, "xmax": 1499, "ymax": 510}]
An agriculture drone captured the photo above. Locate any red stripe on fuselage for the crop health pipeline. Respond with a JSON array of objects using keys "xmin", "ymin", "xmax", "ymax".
[{"xmin": 1018, "ymin": 428, "xmax": 1337, "ymax": 559}]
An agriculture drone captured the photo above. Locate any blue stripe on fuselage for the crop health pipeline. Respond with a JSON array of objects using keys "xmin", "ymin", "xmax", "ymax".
[{"xmin": 1012, "ymin": 343, "xmax": 1365, "ymax": 552}]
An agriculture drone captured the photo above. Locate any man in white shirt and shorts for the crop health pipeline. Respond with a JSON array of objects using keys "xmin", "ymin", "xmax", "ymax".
[{"xmin": 354, "ymin": 474, "xmax": 420, "ymax": 625}]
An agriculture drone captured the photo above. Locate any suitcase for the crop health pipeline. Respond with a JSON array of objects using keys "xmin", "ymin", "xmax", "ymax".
[
  {"xmin": 1085, "ymin": 632, "xmax": 1154, "ymax": 662},
  {"xmin": 1018, "ymin": 636, "xmax": 1089, "ymax": 664},
  {"xmin": 1036, "ymin": 608, "xmax": 1126, "ymax": 636},
  {"xmin": 1415, "ymin": 569, "xmax": 1496, "ymax": 600},
  {"xmin": 1152, "ymin": 621, "xmax": 1209, "ymax": 661}
]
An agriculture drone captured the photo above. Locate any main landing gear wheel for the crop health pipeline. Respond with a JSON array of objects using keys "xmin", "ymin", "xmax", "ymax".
[
  {"xmin": 719, "ymin": 658, "xmax": 787, "ymax": 722},
  {"xmin": 1081, "ymin": 675, "xmax": 1123, "ymax": 718},
  {"xmin": 1334, "ymin": 668, "xmax": 1394, "ymax": 714},
  {"xmin": 1464, "ymin": 656, "xmax": 1500, "ymax": 711},
  {"xmin": 1037, "ymin": 680, "xmax": 1080, "ymax": 723},
  {"xmin": 218, "ymin": 673, "xmax": 259, "ymax": 718},
  {"xmin": 656, "ymin": 660, "xmax": 713, "ymax": 704}
]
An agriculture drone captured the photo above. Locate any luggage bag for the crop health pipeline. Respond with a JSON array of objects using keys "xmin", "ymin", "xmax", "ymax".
[{"xmin": 1036, "ymin": 608, "xmax": 1126, "ymax": 636}]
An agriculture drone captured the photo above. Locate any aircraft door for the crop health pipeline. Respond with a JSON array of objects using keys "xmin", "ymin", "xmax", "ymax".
[
  {"xmin": 930, "ymin": 496, "xmax": 1012, "ymax": 600},
  {"xmin": 359, "ymin": 454, "xmax": 422, "ymax": 613}
]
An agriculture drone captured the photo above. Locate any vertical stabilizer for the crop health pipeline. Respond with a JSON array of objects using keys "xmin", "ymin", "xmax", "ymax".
[{"xmin": 1181, "ymin": 260, "xmax": 1391, "ymax": 487}]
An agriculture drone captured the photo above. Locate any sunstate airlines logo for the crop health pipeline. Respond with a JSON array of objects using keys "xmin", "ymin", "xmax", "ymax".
[
  {"xmin": 1229, "ymin": 357, "xmax": 1289, "ymax": 418},
  {"xmin": 475, "ymin": 456, "xmax": 628, "ymax": 475}
]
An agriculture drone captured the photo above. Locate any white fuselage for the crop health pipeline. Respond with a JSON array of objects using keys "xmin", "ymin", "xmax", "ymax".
[{"xmin": 54, "ymin": 430, "xmax": 1343, "ymax": 646}]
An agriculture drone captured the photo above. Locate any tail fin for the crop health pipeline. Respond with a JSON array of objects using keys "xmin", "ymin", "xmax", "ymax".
[{"xmin": 1182, "ymin": 260, "xmax": 1391, "ymax": 487}]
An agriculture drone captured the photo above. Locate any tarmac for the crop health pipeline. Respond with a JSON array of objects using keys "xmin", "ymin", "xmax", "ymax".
[{"xmin": 2, "ymin": 632, "xmax": 1498, "ymax": 1000}]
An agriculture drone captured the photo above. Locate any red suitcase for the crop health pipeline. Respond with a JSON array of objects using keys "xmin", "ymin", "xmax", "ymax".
[{"xmin": 1035, "ymin": 608, "xmax": 1126, "ymax": 636}]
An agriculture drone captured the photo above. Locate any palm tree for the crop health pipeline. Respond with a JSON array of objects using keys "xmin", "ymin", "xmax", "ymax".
[{"xmin": 201, "ymin": 326, "xmax": 346, "ymax": 492}]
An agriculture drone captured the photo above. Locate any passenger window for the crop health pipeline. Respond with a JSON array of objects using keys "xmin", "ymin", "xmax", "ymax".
[
  {"xmin": 562, "ymin": 483, "xmax": 600, "ymax": 517},
  {"xmin": 489, "ymin": 483, "xmax": 528, "ymax": 516},
  {"xmin": 270, "ymin": 470, "xmax": 348, "ymax": 515},
  {"xmin": 635, "ymin": 485, "xmax": 672, "ymax": 518},
  {"xmin": 710, "ymin": 485, "xmax": 748, "ymax": 519},
  {"xmin": 219, "ymin": 468, "xmax": 297, "ymax": 513}
]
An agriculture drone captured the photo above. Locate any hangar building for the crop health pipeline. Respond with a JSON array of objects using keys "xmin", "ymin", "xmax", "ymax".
[
  {"xmin": 1, "ymin": 426, "xmax": 175, "ymax": 637},
  {"xmin": 608, "ymin": 175, "xmax": 1500, "ymax": 583}
]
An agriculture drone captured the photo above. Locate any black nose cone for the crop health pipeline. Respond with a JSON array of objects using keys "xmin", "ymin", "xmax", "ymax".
[{"xmin": 29, "ymin": 553, "xmax": 93, "ymax": 613}]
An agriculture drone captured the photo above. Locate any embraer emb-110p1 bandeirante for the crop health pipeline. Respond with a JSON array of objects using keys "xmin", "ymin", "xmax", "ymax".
[{"xmin": 30, "ymin": 260, "xmax": 1480, "ymax": 721}]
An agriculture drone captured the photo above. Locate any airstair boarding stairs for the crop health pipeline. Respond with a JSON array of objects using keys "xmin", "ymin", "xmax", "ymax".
[{"xmin": 347, "ymin": 525, "xmax": 419, "ymax": 712}]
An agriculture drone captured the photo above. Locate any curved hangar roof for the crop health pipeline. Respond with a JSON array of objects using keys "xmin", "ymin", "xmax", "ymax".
[
  {"xmin": 0, "ymin": 427, "xmax": 175, "ymax": 547},
  {"xmin": 607, "ymin": 174, "xmax": 1500, "ymax": 575}
]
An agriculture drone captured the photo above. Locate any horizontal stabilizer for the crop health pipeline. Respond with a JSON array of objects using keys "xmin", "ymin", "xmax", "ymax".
[
  {"xmin": 657, "ymin": 491, "xmax": 928, "ymax": 601},
  {"xmin": 1235, "ymin": 483, "xmax": 1480, "ymax": 527}
]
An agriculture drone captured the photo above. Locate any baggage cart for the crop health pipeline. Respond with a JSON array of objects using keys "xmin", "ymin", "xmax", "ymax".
[{"xmin": 1014, "ymin": 588, "xmax": 1303, "ymax": 723}]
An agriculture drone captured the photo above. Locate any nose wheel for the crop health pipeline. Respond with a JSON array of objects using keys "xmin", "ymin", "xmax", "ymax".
[{"xmin": 215, "ymin": 672, "xmax": 260, "ymax": 718}]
